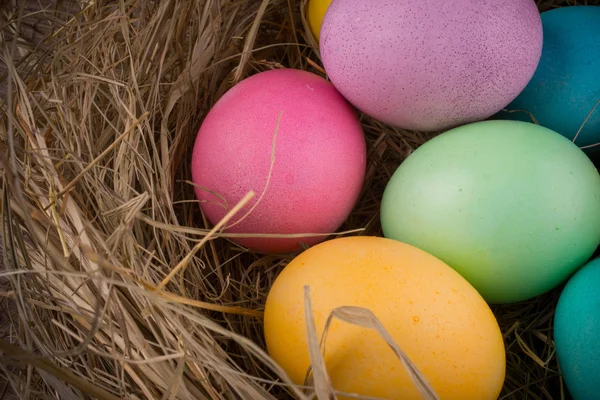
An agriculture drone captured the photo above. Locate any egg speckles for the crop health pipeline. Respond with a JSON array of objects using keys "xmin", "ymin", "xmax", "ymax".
[{"xmin": 320, "ymin": 0, "xmax": 543, "ymax": 132}]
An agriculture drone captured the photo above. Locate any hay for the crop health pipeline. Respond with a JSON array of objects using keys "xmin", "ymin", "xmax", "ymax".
[{"xmin": 1, "ymin": 0, "xmax": 599, "ymax": 399}]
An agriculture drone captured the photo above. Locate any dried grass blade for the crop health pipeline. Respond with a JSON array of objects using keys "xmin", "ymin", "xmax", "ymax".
[
  {"xmin": 321, "ymin": 306, "xmax": 440, "ymax": 400},
  {"xmin": 572, "ymin": 98, "xmax": 600, "ymax": 145},
  {"xmin": 0, "ymin": 340, "xmax": 122, "ymax": 400},
  {"xmin": 157, "ymin": 191, "xmax": 255, "ymax": 290},
  {"xmin": 155, "ymin": 289, "xmax": 263, "ymax": 318},
  {"xmin": 82, "ymin": 248, "xmax": 262, "ymax": 318},
  {"xmin": 303, "ymin": 286, "xmax": 335, "ymax": 400},
  {"xmin": 232, "ymin": 0, "xmax": 271, "ymax": 83},
  {"xmin": 515, "ymin": 331, "xmax": 546, "ymax": 368},
  {"xmin": 48, "ymin": 111, "xmax": 150, "ymax": 208},
  {"xmin": 38, "ymin": 369, "xmax": 83, "ymax": 400}
]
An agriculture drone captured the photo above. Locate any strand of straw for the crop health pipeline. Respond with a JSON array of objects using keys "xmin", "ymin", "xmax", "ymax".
[{"xmin": 156, "ymin": 191, "xmax": 256, "ymax": 290}]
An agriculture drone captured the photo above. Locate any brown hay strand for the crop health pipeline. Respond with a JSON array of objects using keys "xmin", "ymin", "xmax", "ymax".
[{"xmin": 2, "ymin": 0, "xmax": 600, "ymax": 399}]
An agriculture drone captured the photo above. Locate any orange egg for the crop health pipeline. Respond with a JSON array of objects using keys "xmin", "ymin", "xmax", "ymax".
[
  {"xmin": 264, "ymin": 236, "xmax": 505, "ymax": 399},
  {"xmin": 307, "ymin": 0, "xmax": 332, "ymax": 41}
]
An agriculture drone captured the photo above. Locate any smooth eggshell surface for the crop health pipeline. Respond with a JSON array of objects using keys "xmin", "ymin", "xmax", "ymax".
[
  {"xmin": 191, "ymin": 69, "xmax": 366, "ymax": 254},
  {"xmin": 381, "ymin": 120, "xmax": 600, "ymax": 304},
  {"xmin": 320, "ymin": 0, "xmax": 543, "ymax": 132},
  {"xmin": 497, "ymin": 6, "xmax": 600, "ymax": 160},
  {"xmin": 264, "ymin": 236, "xmax": 506, "ymax": 400},
  {"xmin": 555, "ymin": 258, "xmax": 600, "ymax": 400},
  {"xmin": 307, "ymin": 0, "xmax": 332, "ymax": 41}
]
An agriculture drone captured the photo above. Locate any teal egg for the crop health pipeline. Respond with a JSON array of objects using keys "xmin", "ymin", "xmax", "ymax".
[
  {"xmin": 555, "ymin": 258, "xmax": 600, "ymax": 400},
  {"xmin": 497, "ymin": 6, "xmax": 600, "ymax": 160},
  {"xmin": 380, "ymin": 120, "xmax": 600, "ymax": 304}
]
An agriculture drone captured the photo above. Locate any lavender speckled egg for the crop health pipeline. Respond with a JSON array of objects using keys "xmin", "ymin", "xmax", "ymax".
[
  {"xmin": 320, "ymin": 0, "xmax": 543, "ymax": 132},
  {"xmin": 191, "ymin": 69, "xmax": 367, "ymax": 254}
]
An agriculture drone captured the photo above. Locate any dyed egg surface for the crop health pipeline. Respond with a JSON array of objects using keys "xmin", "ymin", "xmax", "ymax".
[
  {"xmin": 381, "ymin": 120, "xmax": 600, "ymax": 304},
  {"xmin": 191, "ymin": 69, "xmax": 366, "ymax": 254},
  {"xmin": 555, "ymin": 258, "xmax": 600, "ymax": 400},
  {"xmin": 497, "ymin": 6, "xmax": 600, "ymax": 160},
  {"xmin": 307, "ymin": 0, "xmax": 332, "ymax": 41},
  {"xmin": 320, "ymin": 0, "xmax": 542, "ymax": 132},
  {"xmin": 264, "ymin": 236, "xmax": 506, "ymax": 400}
]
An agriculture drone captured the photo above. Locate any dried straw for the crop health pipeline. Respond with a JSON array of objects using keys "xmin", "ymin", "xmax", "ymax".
[{"xmin": 1, "ymin": 0, "xmax": 599, "ymax": 399}]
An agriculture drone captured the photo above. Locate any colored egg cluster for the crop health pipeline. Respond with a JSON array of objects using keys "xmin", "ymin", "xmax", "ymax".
[{"xmin": 191, "ymin": 2, "xmax": 600, "ymax": 399}]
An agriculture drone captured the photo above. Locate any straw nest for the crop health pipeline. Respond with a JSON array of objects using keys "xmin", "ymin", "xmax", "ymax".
[{"xmin": 1, "ymin": 0, "xmax": 599, "ymax": 399}]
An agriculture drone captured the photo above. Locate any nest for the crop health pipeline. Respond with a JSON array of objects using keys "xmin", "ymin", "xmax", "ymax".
[{"xmin": 1, "ymin": 0, "xmax": 599, "ymax": 399}]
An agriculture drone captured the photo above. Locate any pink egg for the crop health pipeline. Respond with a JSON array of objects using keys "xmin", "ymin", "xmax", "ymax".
[
  {"xmin": 191, "ymin": 69, "xmax": 366, "ymax": 254},
  {"xmin": 320, "ymin": 0, "xmax": 543, "ymax": 132}
]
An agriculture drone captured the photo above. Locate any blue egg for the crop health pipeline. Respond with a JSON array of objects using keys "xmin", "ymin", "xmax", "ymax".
[
  {"xmin": 554, "ymin": 258, "xmax": 600, "ymax": 400},
  {"xmin": 496, "ymin": 6, "xmax": 600, "ymax": 160}
]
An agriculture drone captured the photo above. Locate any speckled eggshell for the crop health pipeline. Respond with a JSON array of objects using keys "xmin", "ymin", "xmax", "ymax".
[
  {"xmin": 496, "ymin": 6, "xmax": 600, "ymax": 161},
  {"xmin": 191, "ymin": 69, "xmax": 366, "ymax": 254},
  {"xmin": 320, "ymin": 0, "xmax": 543, "ymax": 132}
]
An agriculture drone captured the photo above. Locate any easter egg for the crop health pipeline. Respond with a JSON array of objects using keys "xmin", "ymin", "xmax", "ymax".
[
  {"xmin": 320, "ymin": 0, "xmax": 543, "ymax": 132},
  {"xmin": 307, "ymin": 0, "xmax": 332, "ymax": 41},
  {"xmin": 191, "ymin": 69, "xmax": 366, "ymax": 254},
  {"xmin": 497, "ymin": 6, "xmax": 600, "ymax": 160},
  {"xmin": 380, "ymin": 120, "xmax": 600, "ymax": 304},
  {"xmin": 555, "ymin": 258, "xmax": 600, "ymax": 400},
  {"xmin": 264, "ymin": 236, "xmax": 506, "ymax": 400}
]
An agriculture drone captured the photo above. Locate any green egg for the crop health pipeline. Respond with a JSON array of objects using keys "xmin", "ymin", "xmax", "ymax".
[{"xmin": 380, "ymin": 120, "xmax": 600, "ymax": 304}]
